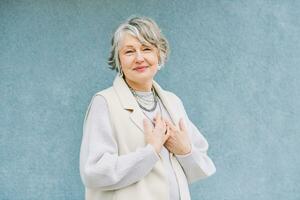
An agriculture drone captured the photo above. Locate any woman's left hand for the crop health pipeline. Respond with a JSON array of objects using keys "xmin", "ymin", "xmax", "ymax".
[{"xmin": 163, "ymin": 118, "xmax": 192, "ymax": 155}]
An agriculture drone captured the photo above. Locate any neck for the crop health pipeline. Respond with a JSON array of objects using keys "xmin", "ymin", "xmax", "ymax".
[{"xmin": 124, "ymin": 78, "xmax": 153, "ymax": 92}]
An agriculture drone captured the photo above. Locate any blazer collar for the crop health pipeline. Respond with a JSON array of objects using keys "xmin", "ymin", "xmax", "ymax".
[{"xmin": 112, "ymin": 75, "xmax": 179, "ymax": 132}]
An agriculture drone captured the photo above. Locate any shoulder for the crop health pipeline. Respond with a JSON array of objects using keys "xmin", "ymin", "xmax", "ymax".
[
  {"xmin": 89, "ymin": 86, "xmax": 119, "ymax": 104},
  {"xmin": 94, "ymin": 86, "xmax": 114, "ymax": 97},
  {"xmin": 89, "ymin": 86, "xmax": 123, "ymax": 110},
  {"xmin": 86, "ymin": 87, "xmax": 114, "ymax": 110}
]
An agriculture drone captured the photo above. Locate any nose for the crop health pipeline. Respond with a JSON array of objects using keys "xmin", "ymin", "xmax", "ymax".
[{"xmin": 135, "ymin": 51, "xmax": 145, "ymax": 63}]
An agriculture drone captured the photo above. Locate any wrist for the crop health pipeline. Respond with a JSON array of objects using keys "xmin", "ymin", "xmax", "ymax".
[
  {"xmin": 150, "ymin": 143, "xmax": 161, "ymax": 154},
  {"xmin": 178, "ymin": 145, "xmax": 191, "ymax": 155}
]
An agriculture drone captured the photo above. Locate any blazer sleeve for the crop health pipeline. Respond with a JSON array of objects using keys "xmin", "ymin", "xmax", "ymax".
[
  {"xmin": 79, "ymin": 95, "xmax": 159, "ymax": 190},
  {"xmin": 174, "ymin": 96, "xmax": 216, "ymax": 184}
]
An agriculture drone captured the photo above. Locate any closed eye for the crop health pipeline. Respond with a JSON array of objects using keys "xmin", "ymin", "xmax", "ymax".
[{"xmin": 125, "ymin": 50, "xmax": 134, "ymax": 54}]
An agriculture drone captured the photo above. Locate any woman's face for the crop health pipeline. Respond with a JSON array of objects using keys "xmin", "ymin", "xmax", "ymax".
[{"xmin": 118, "ymin": 33, "xmax": 159, "ymax": 91}]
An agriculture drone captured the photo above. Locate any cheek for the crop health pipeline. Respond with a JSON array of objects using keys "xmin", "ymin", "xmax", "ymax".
[
  {"xmin": 120, "ymin": 56, "xmax": 133, "ymax": 69},
  {"xmin": 149, "ymin": 54, "xmax": 159, "ymax": 65}
]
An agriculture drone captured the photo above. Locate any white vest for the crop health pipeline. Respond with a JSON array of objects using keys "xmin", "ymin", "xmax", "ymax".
[{"xmin": 84, "ymin": 76, "xmax": 191, "ymax": 200}]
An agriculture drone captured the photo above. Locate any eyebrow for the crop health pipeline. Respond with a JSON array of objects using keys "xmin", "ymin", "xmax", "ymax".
[
  {"xmin": 124, "ymin": 44, "xmax": 152, "ymax": 48},
  {"xmin": 120, "ymin": 45, "xmax": 134, "ymax": 51}
]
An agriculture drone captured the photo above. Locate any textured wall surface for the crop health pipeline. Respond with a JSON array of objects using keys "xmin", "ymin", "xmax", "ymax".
[{"xmin": 1, "ymin": 0, "xmax": 300, "ymax": 199}]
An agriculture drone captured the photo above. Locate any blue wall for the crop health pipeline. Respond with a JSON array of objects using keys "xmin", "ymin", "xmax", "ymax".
[{"xmin": 1, "ymin": 0, "xmax": 299, "ymax": 199}]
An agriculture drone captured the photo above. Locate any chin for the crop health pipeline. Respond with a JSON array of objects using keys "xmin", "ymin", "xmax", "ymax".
[
  {"xmin": 128, "ymin": 73, "xmax": 154, "ymax": 84},
  {"xmin": 135, "ymin": 74, "xmax": 154, "ymax": 82}
]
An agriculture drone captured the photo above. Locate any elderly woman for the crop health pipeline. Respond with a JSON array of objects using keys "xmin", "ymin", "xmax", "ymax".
[{"xmin": 80, "ymin": 16, "xmax": 216, "ymax": 200}]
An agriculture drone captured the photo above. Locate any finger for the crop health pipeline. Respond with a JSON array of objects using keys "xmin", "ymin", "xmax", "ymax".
[
  {"xmin": 164, "ymin": 138, "xmax": 171, "ymax": 147},
  {"xmin": 164, "ymin": 127, "xmax": 171, "ymax": 142},
  {"xmin": 164, "ymin": 141, "xmax": 173, "ymax": 151},
  {"xmin": 154, "ymin": 112, "xmax": 161, "ymax": 123},
  {"xmin": 164, "ymin": 118, "xmax": 171, "ymax": 123},
  {"xmin": 164, "ymin": 119, "xmax": 170, "ymax": 125},
  {"xmin": 143, "ymin": 119, "xmax": 152, "ymax": 134},
  {"xmin": 158, "ymin": 121, "xmax": 167, "ymax": 136},
  {"xmin": 164, "ymin": 123, "xmax": 169, "ymax": 134},
  {"xmin": 179, "ymin": 118, "xmax": 187, "ymax": 133},
  {"xmin": 163, "ymin": 123, "xmax": 167, "ymax": 134},
  {"xmin": 164, "ymin": 143, "xmax": 169, "ymax": 149},
  {"xmin": 153, "ymin": 113, "xmax": 160, "ymax": 121},
  {"xmin": 165, "ymin": 125, "xmax": 170, "ymax": 135},
  {"xmin": 166, "ymin": 120, "xmax": 176, "ymax": 131},
  {"xmin": 165, "ymin": 122, "xmax": 169, "ymax": 134},
  {"xmin": 155, "ymin": 115, "xmax": 166, "ymax": 129}
]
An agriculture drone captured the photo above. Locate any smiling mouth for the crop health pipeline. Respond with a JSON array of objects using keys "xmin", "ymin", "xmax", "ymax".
[
  {"xmin": 133, "ymin": 66, "xmax": 148, "ymax": 70},
  {"xmin": 133, "ymin": 66, "xmax": 148, "ymax": 72}
]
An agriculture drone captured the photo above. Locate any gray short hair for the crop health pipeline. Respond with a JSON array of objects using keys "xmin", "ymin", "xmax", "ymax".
[{"xmin": 108, "ymin": 16, "xmax": 169, "ymax": 73}]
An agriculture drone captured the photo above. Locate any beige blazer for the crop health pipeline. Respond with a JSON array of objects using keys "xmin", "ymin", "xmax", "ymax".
[{"xmin": 82, "ymin": 75, "xmax": 216, "ymax": 200}]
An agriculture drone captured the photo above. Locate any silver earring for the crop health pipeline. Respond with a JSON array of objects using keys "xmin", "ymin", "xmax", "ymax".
[{"xmin": 157, "ymin": 65, "xmax": 162, "ymax": 70}]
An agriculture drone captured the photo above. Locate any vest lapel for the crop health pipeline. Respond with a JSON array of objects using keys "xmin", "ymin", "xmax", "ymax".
[
  {"xmin": 112, "ymin": 76, "xmax": 189, "ymax": 199},
  {"xmin": 152, "ymin": 81, "xmax": 180, "ymax": 126},
  {"xmin": 153, "ymin": 81, "xmax": 190, "ymax": 199},
  {"xmin": 113, "ymin": 76, "xmax": 145, "ymax": 133},
  {"xmin": 112, "ymin": 76, "xmax": 181, "ymax": 133}
]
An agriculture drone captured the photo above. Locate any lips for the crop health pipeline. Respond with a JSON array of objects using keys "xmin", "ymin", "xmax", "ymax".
[
  {"xmin": 133, "ymin": 66, "xmax": 148, "ymax": 70},
  {"xmin": 133, "ymin": 66, "xmax": 148, "ymax": 72}
]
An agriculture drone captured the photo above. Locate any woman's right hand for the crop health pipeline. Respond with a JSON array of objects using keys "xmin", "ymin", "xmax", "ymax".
[{"xmin": 143, "ymin": 113, "xmax": 170, "ymax": 154}]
